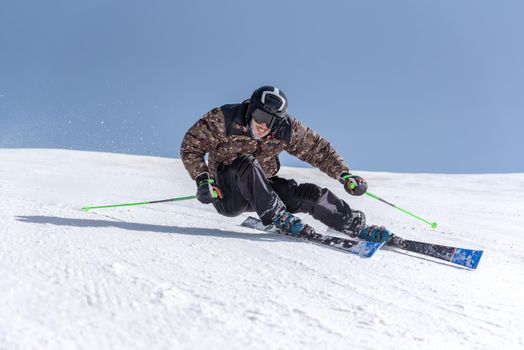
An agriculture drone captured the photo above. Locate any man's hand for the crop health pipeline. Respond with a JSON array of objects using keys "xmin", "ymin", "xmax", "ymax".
[
  {"xmin": 339, "ymin": 172, "xmax": 368, "ymax": 196},
  {"xmin": 195, "ymin": 173, "xmax": 223, "ymax": 204}
]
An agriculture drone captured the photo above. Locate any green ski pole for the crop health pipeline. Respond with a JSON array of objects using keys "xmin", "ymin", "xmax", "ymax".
[
  {"xmin": 81, "ymin": 195, "xmax": 198, "ymax": 212},
  {"xmin": 349, "ymin": 183, "xmax": 438, "ymax": 228},
  {"xmin": 365, "ymin": 191, "xmax": 438, "ymax": 228}
]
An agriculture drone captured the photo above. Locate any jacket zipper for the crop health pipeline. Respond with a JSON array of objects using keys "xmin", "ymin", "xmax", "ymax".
[{"xmin": 253, "ymin": 139, "xmax": 261, "ymax": 157}]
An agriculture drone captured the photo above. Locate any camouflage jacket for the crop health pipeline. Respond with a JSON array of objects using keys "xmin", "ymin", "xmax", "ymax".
[{"xmin": 180, "ymin": 101, "xmax": 349, "ymax": 181}]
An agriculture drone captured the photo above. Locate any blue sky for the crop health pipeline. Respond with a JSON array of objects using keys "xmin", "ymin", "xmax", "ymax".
[{"xmin": 1, "ymin": 0, "xmax": 523, "ymax": 173}]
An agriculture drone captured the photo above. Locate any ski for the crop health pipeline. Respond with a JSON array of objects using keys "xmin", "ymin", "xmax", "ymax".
[
  {"xmin": 387, "ymin": 235, "xmax": 483, "ymax": 269},
  {"xmin": 240, "ymin": 216, "xmax": 384, "ymax": 258},
  {"xmin": 326, "ymin": 226, "xmax": 484, "ymax": 269}
]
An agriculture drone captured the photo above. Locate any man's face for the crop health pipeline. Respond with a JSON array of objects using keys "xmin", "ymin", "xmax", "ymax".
[{"xmin": 251, "ymin": 118, "xmax": 270, "ymax": 139}]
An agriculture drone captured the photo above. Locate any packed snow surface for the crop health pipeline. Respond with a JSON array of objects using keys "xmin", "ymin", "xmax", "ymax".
[{"xmin": 1, "ymin": 149, "xmax": 523, "ymax": 350}]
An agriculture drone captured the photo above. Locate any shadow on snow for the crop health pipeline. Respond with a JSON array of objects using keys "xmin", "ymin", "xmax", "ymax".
[{"xmin": 15, "ymin": 215, "xmax": 281, "ymax": 242}]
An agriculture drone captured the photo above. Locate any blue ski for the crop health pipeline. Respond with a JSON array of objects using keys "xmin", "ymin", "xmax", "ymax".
[
  {"xmin": 387, "ymin": 235, "xmax": 483, "ymax": 269},
  {"xmin": 240, "ymin": 216, "xmax": 384, "ymax": 258}
]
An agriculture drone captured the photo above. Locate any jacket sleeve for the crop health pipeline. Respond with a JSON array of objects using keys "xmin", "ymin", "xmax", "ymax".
[
  {"xmin": 285, "ymin": 118, "xmax": 349, "ymax": 180},
  {"xmin": 179, "ymin": 109, "xmax": 222, "ymax": 180}
]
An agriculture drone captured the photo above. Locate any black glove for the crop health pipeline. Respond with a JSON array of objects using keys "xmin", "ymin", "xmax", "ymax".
[
  {"xmin": 295, "ymin": 183, "xmax": 322, "ymax": 202},
  {"xmin": 339, "ymin": 172, "xmax": 368, "ymax": 196},
  {"xmin": 195, "ymin": 172, "xmax": 223, "ymax": 204}
]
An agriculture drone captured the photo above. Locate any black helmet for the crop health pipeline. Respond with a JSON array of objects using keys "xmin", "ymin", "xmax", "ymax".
[{"xmin": 248, "ymin": 86, "xmax": 288, "ymax": 130}]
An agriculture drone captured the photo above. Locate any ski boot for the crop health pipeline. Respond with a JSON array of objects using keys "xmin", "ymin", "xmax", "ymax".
[
  {"xmin": 343, "ymin": 210, "xmax": 367, "ymax": 236},
  {"xmin": 342, "ymin": 210, "xmax": 391, "ymax": 243},
  {"xmin": 357, "ymin": 225, "xmax": 392, "ymax": 243},
  {"xmin": 273, "ymin": 210, "xmax": 314, "ymax": 237}
]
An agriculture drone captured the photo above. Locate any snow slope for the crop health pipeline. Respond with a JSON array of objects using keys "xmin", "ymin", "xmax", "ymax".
[{"xmin": 1, "ymin": 149, "xmax": 523, "ymax": 350}]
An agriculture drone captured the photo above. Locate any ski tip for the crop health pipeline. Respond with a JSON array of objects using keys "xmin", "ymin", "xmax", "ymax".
[{"xmin": 451, "ymin": 248, "xmax": 484, "ymax": 269}]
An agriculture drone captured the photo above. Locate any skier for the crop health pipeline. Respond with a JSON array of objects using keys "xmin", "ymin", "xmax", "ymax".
[{"xmin": 180, "ymin": 86, "xmax": 391, "ymax": 242}]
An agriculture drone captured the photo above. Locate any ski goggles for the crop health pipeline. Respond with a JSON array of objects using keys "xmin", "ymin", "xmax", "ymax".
[
  {"xmin": 261, "ymin": 88, "xmax": 286, "ymax": 113},
  {"xmin": 251, "ymin": 108, "xmax": 280, "ymax": 130}
]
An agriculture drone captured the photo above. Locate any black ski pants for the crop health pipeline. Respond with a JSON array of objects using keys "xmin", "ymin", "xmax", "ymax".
[{"xmin": 212, "ymin": 154, "xmax": 353, "ymax": 231}]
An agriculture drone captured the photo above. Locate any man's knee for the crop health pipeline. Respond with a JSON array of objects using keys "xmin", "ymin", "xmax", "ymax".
[
  {"xmin": 230, "ymin": 154, "xmax": 260, "ymax": 181},
  {"xmin": 213, "ymin": 199, "xmax": 249, "ymax": 218},
  {"xmin": 295, "ymin": 183, "xmax": 322, "ymax": 202}
]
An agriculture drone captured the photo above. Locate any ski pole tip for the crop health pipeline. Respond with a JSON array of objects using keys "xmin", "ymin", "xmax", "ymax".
[
  {"xmin": 81, "ymin": 207, "xmax": 91, "ymax": 212},
  {"xmin": 431, "ymin": 222, "xmax": 438, "ymax": 229}
]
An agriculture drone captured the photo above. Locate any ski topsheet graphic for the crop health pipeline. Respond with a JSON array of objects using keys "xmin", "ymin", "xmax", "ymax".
[{"xmin": 387, "ymin": 236, "xmax": 483, "ymax": 269}]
